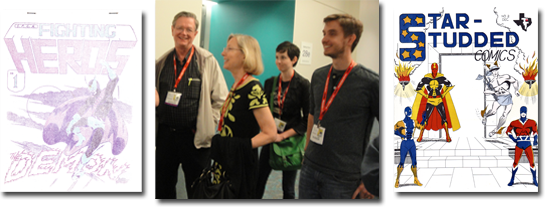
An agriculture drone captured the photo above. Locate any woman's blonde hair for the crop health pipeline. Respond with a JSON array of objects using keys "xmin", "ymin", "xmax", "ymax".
[{"xmin": 228, "ymin": 34, "xmax": 264, "ymax": 75}]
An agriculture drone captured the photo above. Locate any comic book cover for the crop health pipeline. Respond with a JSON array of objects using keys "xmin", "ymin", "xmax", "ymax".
[
  {"xmin": 393, "ymin": 7, "xmax": 538, "ymax": 192},
  {"xmin": 0, "ymin": 10, "xmax": 142, "ymax": 192}
]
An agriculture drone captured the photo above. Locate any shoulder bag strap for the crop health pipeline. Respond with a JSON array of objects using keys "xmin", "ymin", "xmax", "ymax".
[{"xmin": 269, "ymin": 76, "xmax": 277, "ymax": 111}]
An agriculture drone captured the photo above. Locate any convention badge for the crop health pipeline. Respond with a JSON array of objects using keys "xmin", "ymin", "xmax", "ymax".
[
  {"xmin": 274, "ymin": 118, "xmax": 287, "ymax": 133},
  {"xmin": 165, "ymin": 91, "xmax": 182, "ymax": 107},
  {"xmin": 310, "ymin": 124, "xmax": 325, "ymax": 145}
]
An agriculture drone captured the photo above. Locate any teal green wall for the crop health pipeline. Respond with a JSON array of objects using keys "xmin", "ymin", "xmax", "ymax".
[{"xmin": 209, "ymin": 0, "xmax": 295, "ymax": 90}]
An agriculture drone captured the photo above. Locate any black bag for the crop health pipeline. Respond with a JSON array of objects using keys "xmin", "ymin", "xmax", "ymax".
[{"xmin": 191, "ymin": 162, "xmax": 236, "ymax": 199}]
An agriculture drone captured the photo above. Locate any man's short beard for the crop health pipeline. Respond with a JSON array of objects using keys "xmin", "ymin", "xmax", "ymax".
[
  {"xmin": 325, "ymin": 48, "xmax": 344, "ymax": 59},
  {"xmin": 325, "ymin": 52, "xmax": 338, "ymax": 59},
  {"xmin": 324, "ymin": 41, "xmax": 347, "ymax": 59}
]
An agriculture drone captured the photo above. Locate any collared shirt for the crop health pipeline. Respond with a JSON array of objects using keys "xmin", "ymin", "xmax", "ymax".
[{"xmin": 157, "ymin": 49, "xmax": 202, "ymax": 129}]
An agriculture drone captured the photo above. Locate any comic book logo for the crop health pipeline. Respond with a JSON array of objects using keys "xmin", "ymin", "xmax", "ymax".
[
  {"xmin": 4, "ymin": 22, "xmax": 137, "ymax": 75},
  {"xmin": 398, "ymin": 12, "xmax": 521, "ymax": 62},
  {"xmin": 513, "ymin": 13, "xmax": 532, "ymax": 32},
  {"xmin": 399, "ymin": 14, "xmax": 425, "ymax": 61}
]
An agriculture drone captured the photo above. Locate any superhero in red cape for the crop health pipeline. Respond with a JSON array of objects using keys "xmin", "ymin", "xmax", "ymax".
[{"xmin": 411, "ymin": 63, "xmax": 460, "ymax": 142}]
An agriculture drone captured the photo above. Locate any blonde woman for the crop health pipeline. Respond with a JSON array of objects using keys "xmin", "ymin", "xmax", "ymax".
[{"xmin": 208, "ymin": 34, "xmax": 278, "ymax": 198}]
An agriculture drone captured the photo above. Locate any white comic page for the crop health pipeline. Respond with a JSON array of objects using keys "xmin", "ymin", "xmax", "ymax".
[
  {"xmin": 0, "ymin": 10, "xmax": 142, "ymax": 192},
  {"xmin": 392, "ymin": 7, "xmax": 538, "ymax": 192}
]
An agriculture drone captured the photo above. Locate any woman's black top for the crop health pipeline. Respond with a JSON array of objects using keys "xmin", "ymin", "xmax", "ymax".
[{"xmin": 263, "ymin": 71, "xmax": 310, "ymax": 136}]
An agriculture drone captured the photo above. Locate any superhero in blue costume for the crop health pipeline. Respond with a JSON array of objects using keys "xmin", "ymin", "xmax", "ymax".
[{"xmin": 394, "ymin": 107, "xmax": 423, "ymax": 188}]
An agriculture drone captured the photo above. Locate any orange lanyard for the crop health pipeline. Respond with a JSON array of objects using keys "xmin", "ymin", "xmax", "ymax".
[
  {"xmin": 218, "ymin": 73, "xmax": 250, "ymax": 132},
  {"xmin": 319, "ymin": 61, "xmax": 355, "ymax": 123},
  {"xmin": 172, "ymin": 47, "xmax": 195, "ymax": 90},
  {"xmin": 277, "ymin": 71, "xmax": 294, "ymax": 116}
]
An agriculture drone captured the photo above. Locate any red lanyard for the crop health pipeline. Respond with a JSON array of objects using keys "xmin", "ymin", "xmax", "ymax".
[
  {"xmin": 218, "ymin": 73, "xmax": 251, "ymax": 132},
  {"xmin": 319, "ymin": 61, "xmax": 356, "ymax": 123},
  {"xmin": 277, "ymin": 71, "xmax": 294, "ymax": 116},
  {"xmin": 173, "ymin": 47, "xmax": 195, "ymax": 90}
]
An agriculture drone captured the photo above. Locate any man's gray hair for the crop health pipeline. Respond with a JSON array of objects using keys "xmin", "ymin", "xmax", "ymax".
[{"xmin": 172, "ymin": 11, "xmax": 199, "ymax": 31}]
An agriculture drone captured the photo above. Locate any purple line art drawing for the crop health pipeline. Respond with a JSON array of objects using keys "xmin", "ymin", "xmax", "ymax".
[
  {"xmin": 42, "ymin": 62, "xmax": 128, "ymax": 178},
  {"xmin": 1, "ymin": 10, "xmax": 142, "ymax": 192},
  {"xmin": 4, "ymin": 63, "xmax": 132, "ymax": 189}
]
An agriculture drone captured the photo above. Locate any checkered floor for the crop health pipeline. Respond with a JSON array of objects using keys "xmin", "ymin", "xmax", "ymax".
[
  {"xmin": 394, "ymin": 163, "xmax": 538, "ymax": 192},
  {"xmin": 394, "ymin": 136, "xmax": 539, "ymax": 192}
]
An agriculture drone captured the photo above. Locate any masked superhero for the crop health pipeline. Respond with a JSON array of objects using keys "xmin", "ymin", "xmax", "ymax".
[
  {"xmin": 411, "ymin": 63, "xmax": 460, "ymax": 142},
  {"xmin": 42, "ymin": 62, "xmax": 127, "ymax": 179},
  {"xmin": 394, "ymin": 107, "xmax": 422, "ymax": 188},
  {"xmin": 505, "ymin": 106, "xmax": 538, "ymax": 187}
]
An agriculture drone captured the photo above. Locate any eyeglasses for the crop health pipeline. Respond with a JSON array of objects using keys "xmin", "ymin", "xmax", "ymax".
[
  {"xmin": 223, "ymin": 47, "xmax": 242, "ymax": 52},
  {"xmin": 174, "ymin": 27, "xmax": 195, "ymax": 34}
]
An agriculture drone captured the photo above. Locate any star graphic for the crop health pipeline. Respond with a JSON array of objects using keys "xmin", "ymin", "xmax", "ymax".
[
  {"xmin": 413, "ymin": 50, "xmax": 423, "ymax": 59},
  {"xmin": 403, "ymin": 16, "xmax": 411, "ymax": 24},
  {"xmin": 402, "ymin": 50, "xmax": 410, "ymax": 59},
  {"xmin": 411, "ymin": 34, "xmax": 418, "ymax": 41},
  {"xmin": 415, "ymin": 16, "xmax": 423, "ymax": 24},
  {"xmin": 402, "ymin": 30, "xmax": 408, "ymax": 37},
  {"xmin": 418, "ymin": 42, "xmax": 425, "ymax": 48}
]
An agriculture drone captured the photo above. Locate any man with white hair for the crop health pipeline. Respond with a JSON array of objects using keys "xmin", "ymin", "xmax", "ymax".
[{"xmin": 155, "ymin": 11, "xmax": 228, "ymax": 199}]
